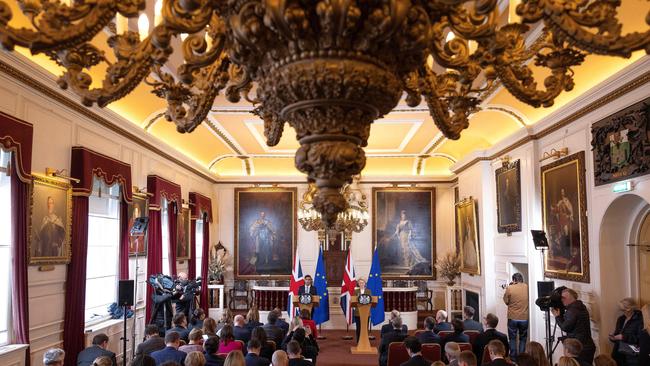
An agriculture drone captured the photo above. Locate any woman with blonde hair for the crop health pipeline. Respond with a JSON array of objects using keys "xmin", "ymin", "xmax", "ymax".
[
  {"xmin": 557, "ymin": 356, "xmax": 580, "ymax": 366},
  {"xmin": 525, "ymin": 341, "xmax": 550, "ymax": 366},
  {"xmin": 223, "ymin": 350, "xmax": 245, "ymax": 366},
  {"xmin": 185, "ymin": 351, "xmax": 206, "ymax": 366},
  {"xmin": 246, "ymin": 305, "xmax": 263, "ymax": 329},
  {"xmin": 609, "ymin": 297, "xmax": 643, "ymax": 366},
  {"xmin": 640, "ymin": 304, "xmax": 650, "ymax": 366},
  {"xmin": 594, "ymin": 354, "xmax": 617, "ymax": 366},
  {"xmin": 202, "ymin": 317, "xmax": 218, "ymax": 338},
  {"xmin": 91, "ymin": 356, "xmax": 112, "ymax": 366}
]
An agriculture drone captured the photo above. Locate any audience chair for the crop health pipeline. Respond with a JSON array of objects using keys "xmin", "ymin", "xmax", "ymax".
[
  {"xmin": 387, "ymin": 342, "xmax": 409, "ymax": 366},
  {"xmin": 482, "ymin": 345, "xmax": 491, "ymax": 365},
  {"xmin": 414, "ymin": 330, "xmax": 425, "ymax": 337},
  {"xmin": 458, "ymin": 343, "xmax": 472, "ymax": 352},
  {"xmin": 267, "ymin": 340, "xmax": 277, "ymax": 351},
  {"xmin": 421, "ymin": 343, "xmax": 442, "ymax": 362},
  {"xmin": 464, "ymin": 330, "xmax": 480, "ymax": 344},
  {"xmin": 438, "ymin": 330, "xmax": 454, "ymax": 338}
]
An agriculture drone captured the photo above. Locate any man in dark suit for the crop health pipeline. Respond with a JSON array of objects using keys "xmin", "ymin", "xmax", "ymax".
[
  {"xmin": 245, "ymin": 339, "xmax": 271, "ymax": 366},
  {"xmin": 287, "ymin": 340, "xmax": 314, "ymax": 366},
  {"xmin": 234, "ymin": 314, "xmax": 252, "ymax": 344},
  {"xmin": 434, "ymin": 310, "xmax": 453, "ymax": 333},
  {"xmin": 473, "ymin": 313, "xmax": 509, "ymax": 363},
  {"xmin": 458, "ymin": 350, "xmax": 478, "ymax": 366},
  {"xmin": 273, "ymin": 307, "xmax": 290, "ymax": 335},
  {"xmin": 150, "ymin": 331, "xmax": 187, "ymax": 366},
  {"xmin": 204, "ymin": 336, "xmax": 225, "ymax": 366},
  {"xmin": 264, "ymin": 310, "xmax": 286, "ymax": 346},
  {"xmin": 441, "ymin": 319, "xmax": 469, "ymax": 351},
  {"xmin": 417, "ymin": 317, "xmax": 441, "ymax": 345},
  {"xmin": 136, "ymin": 324, "xmax": 166, "ymax": 356},
  {"xmin": 381, "ymin": 310, "xmax": 409, "ymax": 337},
  {"xmin": 76, "ymin": 333, "xmax": 117, "ymax": 366},
  {"xmin": 379, "ymin": 317, "xmax": 408, "ymax": 366},
  {"xmin": 462, "ymin": 306, "xmax": 484, "ymax": 333},
  {"xmin": 401, "ymin": 336, "xmax": 431, "ymax": 366},
  {"xmin": 166, "ymin": 312, "xmax": 190, "ymax": 343},
  {"xmin": 298, "ymin": 275, "xmax": 317, "ymax": 296},
  {"xmin": 484, "ymin": 340, "xmax": 509, "ymax": 366}
]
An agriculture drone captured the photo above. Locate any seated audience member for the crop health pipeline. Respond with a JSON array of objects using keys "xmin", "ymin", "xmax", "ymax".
[
  {"xmin": 203, "ymin": 336, "xmax": 225, "ymax": 366},
  {"xmin": 609, "ymin": 298, "xmax": 642, "ymax": 366},
  {"xmin": 513, "ymin": 353, "xmax": 536, "ymax": 366},
  {"xmin": 379, "ymin": 316, "xmax": 408, "ymax": 366},
  {"xmin": 251, "ymin": 326, "xmax": 275, "ymax": 360},
  {"xmin": 381, "ymin": 310, "xmax": 409, "ymax": 336},
  {"xmin": 640, "ymin": 304, "xmax": 650, "ymax": 366},
  {"xmin": 218, "ymin": 324, "xmax": 244, "ymax": 354},
  {"xmin": 151, "ymin": 331, "xmax": 187, "ymax": 366},
  {"xmin": 434, "ymin": 310, "xmax": 453, "ymax": 333},
  {"xmin": 593, "ymin": 354, "xmax": 617, "ymax": 366},
  {"xmin": 43, "ymin": 348, "xmax": 65, "ymax": 366},
  {"xmin": 246, "ymin": 306, "xmax": 263, "ymax": 330},
  {"xmin": 272, "ymin": 350, "xmax": 289, "ymax": 366},
  {"xmin": 473, "ymin": 313, "xmax": 509, "ymax": 362},
  {"xmin": 218, "ymin": 309, "xmax": 234, "ymax": 334},
  {"xmin": 300, "ymin": 309, "xmax": 318, "ymax": 338},
  {"xmin": 245, "ymin": 339, "xmax": 271, "ymax": 366},
  {"xmin": 457, "ymin": 350, "xmax": 477, "ymax": 366},
  {"xmin": 286, "ymin": 340, "xmax": 313, "ymax": 366},
  {"xmin": 179, "ymin": 329, "xmax": 204, "ymax": 354},
  {"xmin": 525, "ymin": 341, "xmax": 550, "ymax": 366},
  {"xmin": 234, "ymin": 315, "xmax": 252, "ymax": 345},
  {"xmin": 132, "ymin": 354, "xmax": 157, "ymax": 366},
  {"xmin": 463, "ymin": 306, "xmax": 484, "ymax": 333},
  {"xmin": 444, "ymin": 342, "xmax": 461, "ymax": 366},
  {"xmin": 485, "ymin": 340, "xmax": 509, "ymax": 366},
  {"xmin": 138, "ymin": 325, "xmax": 167, "ymax": 356},
  {"xmin": 223, "ymin": 351, "xmax": 245, "ymax": 366},
  {"xmin": 557, "ymin": 356, "xmax": 580, "ymax": 366},
  {"xmin": 401, "ymin": 336, "xmax": 429, "ymax": 366},
  {"xmin": 92, "ymin": 356, "xmax": 113, "ymax": 366},
  {"xmin": 263, "ymin": 310, "xmax": 286, "ymax": 347},
  {"xmin": 203, "ymin": 318, "xmax": 218, "ymax": 338},
  {"xmin": 273, "ymin": 308, "xmax": 290, "ymax": 335},
  {"xmin": 441, "ymin": 319, "xmax": 469, "ymax": 349},
  {"xmin": 189, "ymin": 309, "xmax": 206, "ymax": 332},
  {"xmin": 168, "ymin": 313, "xmax": 191, "ymax": 342},
  {"xmin": 563, "ymin": 338, "xmax": 591, "ymax": 366},
  {"xmin": 288, "ymin": 328, "xmax": 318, "ymax": 364},
  {"xmin": 418, "ymin": 317, "xmax": 441, "ymax": 345},
  {"xmin": 160, "ymin": 362, "xmax": 182, "ymax": 366},
  {"xmin": 185, "ymin": 351, "xmax": 206, "ymax": 366},
  {"xmin": 77, "ymin": 333, "xmax": 117, "ymax": 366}
]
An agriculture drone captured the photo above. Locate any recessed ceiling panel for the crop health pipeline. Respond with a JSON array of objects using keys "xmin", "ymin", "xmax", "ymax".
[{"xmin": 149, "ymin": 122, "xmax": 231, "ymax": 166}]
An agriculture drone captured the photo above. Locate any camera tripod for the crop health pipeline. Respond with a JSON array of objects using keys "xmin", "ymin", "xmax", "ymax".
[{"xmin": 543, "ymin": 308, "xmax": 563, "ymax": 364}]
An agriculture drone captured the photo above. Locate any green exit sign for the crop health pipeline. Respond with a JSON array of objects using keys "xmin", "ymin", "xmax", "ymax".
[{"xmin": 612, "ymin": 181, "xmax": 632, "ymax": 193}]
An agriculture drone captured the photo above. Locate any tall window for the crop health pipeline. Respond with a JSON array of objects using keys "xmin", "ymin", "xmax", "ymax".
[
  {"xmin": 85, "ymin": 178, "xmax": 121, "ymax": 324},
  {"xmin": 0, "ymin": 149, "xmax": 12, "ymax": 345},
  {"xmin": 161, "ymin": 198, "xmax": 170, "ymax": 275},
  {"xmin": 195, "ymin": 219, "xmax": 204, "ymax": 276}
]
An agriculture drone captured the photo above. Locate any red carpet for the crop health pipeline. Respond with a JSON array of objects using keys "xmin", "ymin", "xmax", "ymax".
[{"xmin": 315, "ymin": 329, "xmax": 383, "ymax": 366}]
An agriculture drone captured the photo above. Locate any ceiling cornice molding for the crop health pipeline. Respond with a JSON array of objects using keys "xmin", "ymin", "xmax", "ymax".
[
  {"xmin": 451, "ymin": 57, "xmax": 650, "ymax": 175},
  {"xmin": 213, "ymin": 177, "xmax": 458, "ymax": 185},
  {"xmin": 0, "ymin": 51, "xmax": 219, "ymax": 184}
]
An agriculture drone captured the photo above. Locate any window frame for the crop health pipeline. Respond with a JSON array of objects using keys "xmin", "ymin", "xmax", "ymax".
[{"xmin": 0, "ymin": 148, "xmax": 13, "ymax": 345}]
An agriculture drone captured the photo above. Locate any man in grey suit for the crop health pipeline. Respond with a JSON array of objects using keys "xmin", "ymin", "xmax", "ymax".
[
  {"xmin": 76, "ymin": 333, "xmax": 117, "ymax": 366},
  {"xmin": 136, "ymin": 324, "xmax": 166, "ymax": 356}
]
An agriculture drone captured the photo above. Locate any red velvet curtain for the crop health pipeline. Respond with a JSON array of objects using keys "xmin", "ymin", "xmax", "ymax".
[
  {"xmin": 119, "ymin": 201, "xmax": 130, "ymax": 280},
  {"xmin": 10, "ymin": 160, "xmax": 30, "ymax": 346},
  {"xmin": 200, "ymin": 220, "xmax": 210, "ymax": 309},
  {"xmin": 63, "ymin": 196, "xmax": 89, "ymax": 366},
  {"xmin": 145, "ymin": 209, "xmax": 162, "ymax": 324},
  {"xmin": 188, "ymin": 219, "xmax": 197, "ymax": 279},
  {"xmin": 168, "ymin": 201, "xmax": 178, "ymax": 276}
]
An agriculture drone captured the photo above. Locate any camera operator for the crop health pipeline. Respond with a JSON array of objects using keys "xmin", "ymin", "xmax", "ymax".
[
  {"xmin": 172, "ymin": 272, "xmax": 201, "ymax": 320},
  {"xmin": 551, "ymin": 288, "xmax": 595, "ymax": 364}
]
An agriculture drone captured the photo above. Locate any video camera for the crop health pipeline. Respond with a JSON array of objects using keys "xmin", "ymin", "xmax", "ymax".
[
  {"xmin": 535, "ymin": 284, "xmax": 567, "ymax": 313},
  {"xmin": 148, "ymin": 274, "xmax": 175, "ymax": 293},
  {"xmin": 176, "ymin": 277, "xmax": 202, "ymax": 297}
]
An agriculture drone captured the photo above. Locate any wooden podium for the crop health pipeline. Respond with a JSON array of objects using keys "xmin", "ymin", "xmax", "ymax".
[
  {"xmin": 350, "ymin": 295, "xmax": 378, "ymax": 355},
  {"xmin": 291, "ymin": 294, "xmax": 320, "ymax": 315}
]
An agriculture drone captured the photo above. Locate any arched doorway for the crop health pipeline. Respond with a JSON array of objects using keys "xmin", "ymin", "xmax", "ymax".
[{"xmin": 598, "ymin": 194, "xmax": 650, "ymax": 353}]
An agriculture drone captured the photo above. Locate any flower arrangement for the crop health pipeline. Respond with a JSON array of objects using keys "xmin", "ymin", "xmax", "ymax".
[
  {"xmin": 436, "ymin": 251, "xmax": 461, "ymax": 286},
  {"xmin": 208, "ymin": 243, "xmax": 230, "ymax": 283}
]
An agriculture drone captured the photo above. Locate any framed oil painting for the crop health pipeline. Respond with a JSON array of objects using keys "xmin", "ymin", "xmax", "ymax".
[
  {"xmin": 128, "ymin": 192, "xmax": 148, "ymax": 256},
  {"xmin": 177, "ymin": 206, "xmax": 191, "ymax": 260},
  {"xmin": 495, "ymin": 159, "xmax": 522, "ymax": 233},
  {"xmin": 235, "ymin": 187, "xmax": 297, "ymax": 279},
  {"xmin": 373, "ymin": 187, "xmax": 435, "ymax": 279},
  {"xmin": 541, "ymin": 151, "xmax": 590, "ymax": 283},
  {"xmin": 456, "ymin": 198, "xmax": 480, "ymax": 275},
  {"xmin": 591, "ymin": 97, "xmax": 650, "ymax": 186},
  {"xmin": 29, "ymin": 174, "xmax": 72, "ymax": 265}
]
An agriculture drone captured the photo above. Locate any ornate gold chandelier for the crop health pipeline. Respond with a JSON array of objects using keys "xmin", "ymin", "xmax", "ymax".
[{"xmin": 0, "ymin": 0, "xmax": 647, "ymax": 226}]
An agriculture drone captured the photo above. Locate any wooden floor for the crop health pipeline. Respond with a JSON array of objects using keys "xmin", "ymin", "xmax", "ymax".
[{"xmin": 315, "ymin": 329, "xmax": 382, "ymax": 366}]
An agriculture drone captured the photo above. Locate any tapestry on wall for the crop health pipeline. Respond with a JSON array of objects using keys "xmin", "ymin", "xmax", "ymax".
[{"xmin": 591, "ymin": 97, "xmax": 650, "ymax": 186}]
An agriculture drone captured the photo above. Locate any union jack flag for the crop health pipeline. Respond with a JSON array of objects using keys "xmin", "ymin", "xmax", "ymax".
[
  {"xmin": 288, "ymin": 253, "xmax": 304, "ymax": 319},
  {"xmin": 340, "ymin": 250, "xmax": 357, "ymax": 325}
]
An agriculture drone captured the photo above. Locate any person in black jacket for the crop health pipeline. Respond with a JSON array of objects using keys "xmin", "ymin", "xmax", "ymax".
[
  {"xmin": 298, "ymin": 275, "xmax": 317, "ymax": 296},
  {"xmin": 381, "ymin": 310, "xmax": 409, "ymax": 337},
  {"xmin": 473, "ymin": 313, "xmax": 509, "ymax": 363},
  {"xmin": 484, "ymin": 340, "xmax": 509, "ymax": 366},
  {"xmin": 245, "ymin": 339, "xmax": 271, "ymax": 366},
  {"xmin": 441, "ymin": 319, "xmax": 469, "ymax": 350},
  {"xmin": 638, "ymin": 304, "xmax": 650, "ymax": 366},
  {"xmin": 609, "ymin": 298, "xmax": 643, "ymax": 366},
  {"xmin": 379, "ymin": 317, "xmax": 408, "ymax": 366},
  {"xmin": 136, "ymin": 324, "xmax": 166, "ymax": 356},
  {"xmin": 401, "ymin": 337, "xmax": 431, "ymax": 366},
  {"xmin": 551, "ymin": 288, "xmax": 595, "ymax": 365},
  {"xmin": 204, "ymin": 336, "xmax": 225, "ymax": 366},
  {"xmin": 417, "ymin": 317, "xmax": 441, "ymax": 345},
  {"xmin": 76, "ymin": 333, "xmax": 117, "ymax": 366},
  {"xmin": 287, "ymin": 340, "xmax": 313, "ymax": 366}
]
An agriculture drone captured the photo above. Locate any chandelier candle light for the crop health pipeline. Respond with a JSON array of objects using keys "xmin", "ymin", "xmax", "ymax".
[{"xmin": 0, "ymin": 0, "xmax": 647, "ymax": 226}]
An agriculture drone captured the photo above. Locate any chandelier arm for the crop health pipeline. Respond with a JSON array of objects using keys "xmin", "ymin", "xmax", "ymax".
[
  {"xmin": 447, "ymin": 5, "xmax": 498, "ymax": 40},
  {"xmin": 160, "ymin": 0, "xmax": 215, "ymax": 35}
]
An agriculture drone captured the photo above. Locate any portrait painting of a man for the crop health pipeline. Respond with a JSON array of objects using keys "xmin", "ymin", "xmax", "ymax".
[
  {"xmin": 541, "ymin": 151, "xmax": 590, "ymax": 283},
  {"xmin": 495, "ymin": 160, "xmax": 522, "ymax": 233},
  {"xmin": 128, "ymin": 194, "xmax": 148, "ymax": 256},
  {"xmin": 177, "ymin": 207, "xmax": 191, "ymax": 260},
  {"xmin": 30, "ymin": 175, "xmax": 71, "ymax": 264},
  {"xmin": 235, "ymin": 188, "xmax": 296, "ymax": 279},
  {"xmin": 456, "ymin": 198, "xmax": 480, "ymax": 275},
  {"xmin": 373, "ymin": 187, "xmax": 435, "ymax": 279}
]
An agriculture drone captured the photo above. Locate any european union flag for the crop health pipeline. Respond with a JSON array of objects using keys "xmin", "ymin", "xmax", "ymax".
[
  {"xmin": 312, "ymin": 246, "xmax": 330, "ymax": 325},
  {"xmin": 368, "ymin": 246, "xmax": 385, "ymax": 326}
]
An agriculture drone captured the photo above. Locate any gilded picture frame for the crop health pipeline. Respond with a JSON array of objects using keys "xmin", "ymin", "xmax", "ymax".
[
  {"xmin": 128, "ymin": 192, "xmax": 149, "ymax": 256},
  {"xmin": 372, "ymin": 187, "xmax": 436, "ymax": 280},
  {"xmin": 541, "ymin": 151, "xmax": 590, "ymax": 283},
  {"xmin": 495, "ymin": 160, "xmax": 522, "ymax": 233},
  {"xmin": 29, "ymin": 174, "xmax": 72, "ymax": 265},
  {"xmin": 235, "ymin": 187, "xmax": 297, "ymax": 279},
  {"xmin": 177, "ymin": 206, "xmax": 191, "ymax": 261},
  {"xmin": 456, "ymin": 197, "xmax": 480, "ymax": 275}
]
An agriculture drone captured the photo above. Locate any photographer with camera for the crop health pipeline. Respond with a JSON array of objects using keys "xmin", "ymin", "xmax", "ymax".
[
  {"xmin": 503, "ymin": 273, "xmax": 529, "ymax": 361},
  {"xmin": 551, "ymin": 288, "xmax": 595, "ymax": 365},
  {"xmin": 172, "ymin": 272, "xmax": 201, "ymax": 321}
]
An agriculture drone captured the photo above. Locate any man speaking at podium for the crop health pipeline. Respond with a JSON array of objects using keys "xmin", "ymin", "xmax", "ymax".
[{"xmin": 298, "ymin": 275, "xmax": 317, "ymax": 296}]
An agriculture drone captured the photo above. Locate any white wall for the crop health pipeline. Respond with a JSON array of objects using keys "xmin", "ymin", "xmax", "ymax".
[{"xmin": 0, "ymin": 53, "xmax": 217, "ymax": 365}]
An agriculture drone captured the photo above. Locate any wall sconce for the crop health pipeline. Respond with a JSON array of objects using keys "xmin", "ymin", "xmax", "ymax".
[
  {"xmin": 45, "ymin": 167, "xmax": 80, "ymax": 183},
  {"xmin": 539, "ymin": 147, "xmax": 569, "ymax": 162}
]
